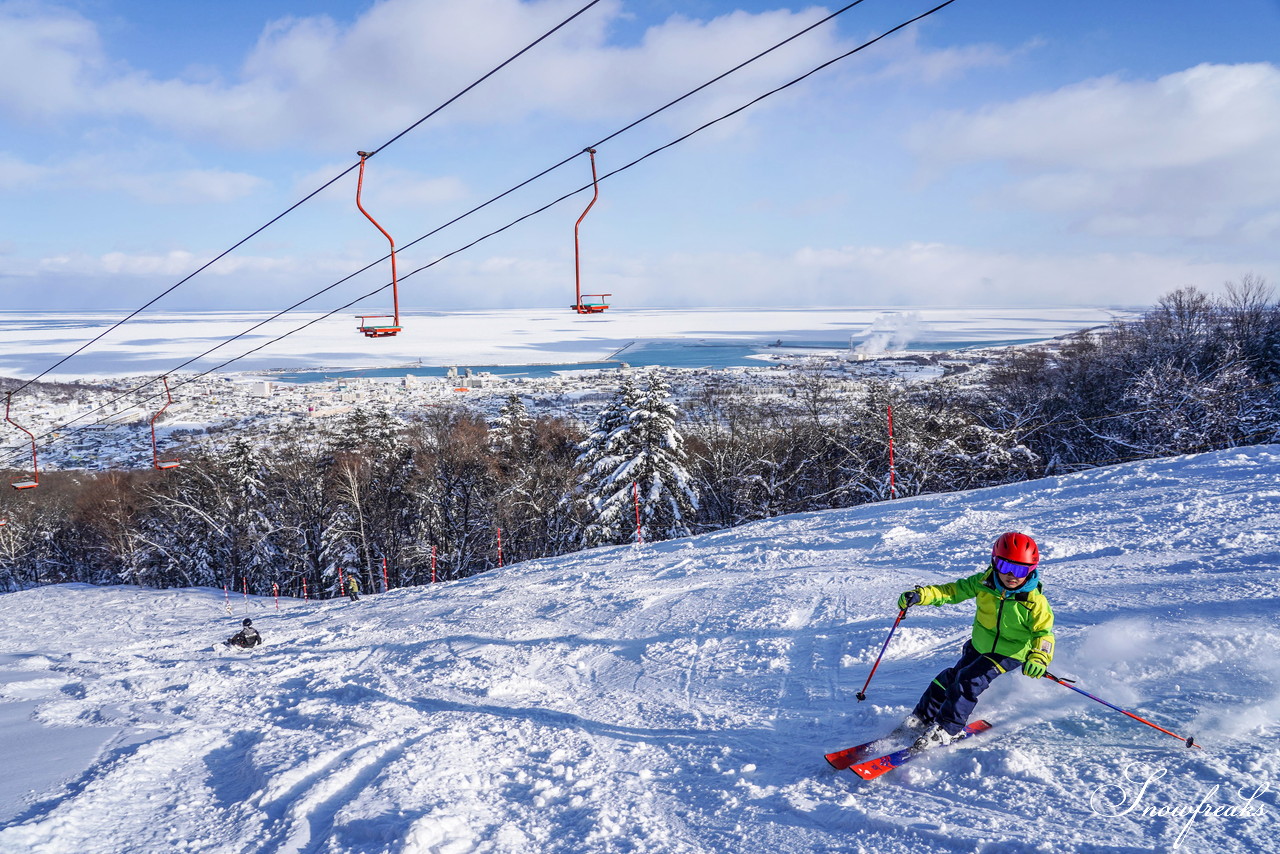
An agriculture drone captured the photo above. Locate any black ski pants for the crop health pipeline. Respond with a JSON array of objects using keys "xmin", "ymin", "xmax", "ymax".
[{"xmin": 912, "ymin": 640, "xmax": 1022, "ymax": 735}]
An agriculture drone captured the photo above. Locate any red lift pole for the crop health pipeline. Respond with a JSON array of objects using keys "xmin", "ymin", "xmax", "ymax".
[
  {"xmin": 572, "ymin": 148, "xmax": 610, "ymax": 314},
  {"xmin": 150, "ymin": 376, "xmax": 181, "ymax": 470},
  {"xmin": 5, "ymin": 391, "xmax": 38, "ymax": 490},
  {"xmin": 355, "ymin": 151, "xmax": 402, "ymax": 337}
]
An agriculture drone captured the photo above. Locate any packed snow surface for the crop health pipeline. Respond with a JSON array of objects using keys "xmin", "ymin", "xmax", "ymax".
[{"xmin": 1, "ymin": 446, "xmax": 1277, "ymax": 853}]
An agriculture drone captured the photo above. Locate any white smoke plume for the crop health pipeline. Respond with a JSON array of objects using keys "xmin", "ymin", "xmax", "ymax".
[{"xmin": 853, "ymin": 311, "xmax": 923, "ymax": 356}]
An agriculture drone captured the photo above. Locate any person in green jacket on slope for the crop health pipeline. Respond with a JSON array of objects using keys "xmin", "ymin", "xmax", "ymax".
[{"xmin": 896, "ymin": 531, "xmax": 1055, "ymax": 750}]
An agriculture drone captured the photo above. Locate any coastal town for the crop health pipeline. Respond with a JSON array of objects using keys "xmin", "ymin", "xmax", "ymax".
[{"xmin": 2, "ymin": 345, "xmax": 952, "ymax": 473}]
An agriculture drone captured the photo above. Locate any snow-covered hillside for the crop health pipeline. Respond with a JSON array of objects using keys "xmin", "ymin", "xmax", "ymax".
[{"xmin": 1, "ymin": 447, "xmax": 1277, "ymax": 853}]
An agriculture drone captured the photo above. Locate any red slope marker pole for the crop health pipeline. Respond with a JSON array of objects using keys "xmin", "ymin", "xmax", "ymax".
[
  {"xmin": 633, "ymin": 481, "xmax": 643, "ymax": 545},
  {"xmin": 887, "ymin": 404, "xmax": 897, "ymax": 499}
]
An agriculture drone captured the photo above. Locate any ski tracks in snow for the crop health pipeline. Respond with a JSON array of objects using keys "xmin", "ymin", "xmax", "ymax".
[{"xmin": 2, "ymin": 447, "xmax": 1280, "ymax": 852}]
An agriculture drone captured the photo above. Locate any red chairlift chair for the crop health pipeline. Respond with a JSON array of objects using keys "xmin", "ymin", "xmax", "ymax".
[
  {"xmin": 571, "ymin": 148, "xmax": 611, "ymax": 315},
  {"xmin": 354, "ymin": 151, "xmax": 403, "ymax": 338},
  {"xmin": 4, "ymin": 391, "xmax": 38, "ymax": 490},
  {"xmin": 150, "ymin": 376, "xmax": 181, "ymax": 470}
]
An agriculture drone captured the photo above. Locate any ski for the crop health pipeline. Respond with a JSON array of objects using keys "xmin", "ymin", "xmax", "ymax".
[
  {"xmin": 849, "ymin": 719, "xmax": 993, "ymax": 781},
  {"xmin": 825, "ymin": 726, "xmax": 916, "ymax": 770}
]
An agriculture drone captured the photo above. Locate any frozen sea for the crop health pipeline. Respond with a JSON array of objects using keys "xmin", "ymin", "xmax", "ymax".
[{"xmin": 0, "ymin": 306, "xmax": 1135, "ymax": 382}]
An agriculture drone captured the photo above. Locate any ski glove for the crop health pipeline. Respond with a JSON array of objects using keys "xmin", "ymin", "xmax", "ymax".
[
  {"xmin": 897, "ymin": 589, "xmax": 922, "ymax": 610},
  {"xmin": 1022, "ymin": 652, "xmax": 1048, "ymax": 679}
]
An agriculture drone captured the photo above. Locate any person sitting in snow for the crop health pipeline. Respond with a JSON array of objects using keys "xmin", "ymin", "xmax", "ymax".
[
  {"xmin": 896, "ymin": 531, "xmax": 1055, "ymax": 750},
  {"xmin": 346, "ymin": 574, "xmax": 361, "ymax": 601},
  {"xmin": 224, "ymin": 618, "xmax": 262, "ymax": 649}
]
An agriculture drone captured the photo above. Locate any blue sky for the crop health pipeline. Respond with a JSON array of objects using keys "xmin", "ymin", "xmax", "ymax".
[{"xmin": 2, "ymin": 0, "xmax": 1278, "ymax": 313}]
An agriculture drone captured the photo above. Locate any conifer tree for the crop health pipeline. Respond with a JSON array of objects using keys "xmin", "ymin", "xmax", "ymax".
[
  {"xmin": 625, "ymin": 370, "xmax": 699, "ymax": 542},
  {"xmin": 574, "ymin": 373, "xmax": 641, "ymax": 546},
  {"xmin": 577, "ymin": 370, "xmax": 698, "ymax": 545},
  {"xmin": 492, "ymin": 393, "xmax": 532, "ymax": 455}
]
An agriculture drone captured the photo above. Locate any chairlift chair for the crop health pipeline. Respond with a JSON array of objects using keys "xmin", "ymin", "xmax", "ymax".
[
  {"xmin": 575, "ymin": 294, "xmax": 611, "ymax": 313},
  {"xmin": 571, "ymin": 148, "xmax": 611, "ymax": 315},
  {"xmin": 150, "ymin": 376, "xmax": 181, "ymax": 470},
  {"xmin": 4, "ymin": 391, "xmax": 38, "ymax": 489},
  {"xmin": 355, "ymin": 315, "xmax": 402, "ymax": 337},
  {"xmin": 354, "ymin": 151, "xmax": 402, "ymax": 338}
]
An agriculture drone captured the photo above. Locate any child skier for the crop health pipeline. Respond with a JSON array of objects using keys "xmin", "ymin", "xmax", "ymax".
[
  {"xmin": 224, "ymin": 618, "xmax": 261, "ymax": 649},
  {"xmin": 346, "ymin": 574, "xmax": 361, "ymax": 601},
  {"xmin": 896, "ymin": 531, "xmax": 1054, "ymax": 750}
]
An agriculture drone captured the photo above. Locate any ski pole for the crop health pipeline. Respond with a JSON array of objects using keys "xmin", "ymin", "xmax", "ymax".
[
  {"xmin": 1045, "ymin": 672, "xmax": 1201, "ymax": 749},
  {"xmin": 856, "ymin": 608, "xmax": 907, "ymax": 702}
]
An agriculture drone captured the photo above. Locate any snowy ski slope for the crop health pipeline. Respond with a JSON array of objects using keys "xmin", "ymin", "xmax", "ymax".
[{"xmin": 1, "ymin": 446, "xmax": 1277, "ymax": 853}]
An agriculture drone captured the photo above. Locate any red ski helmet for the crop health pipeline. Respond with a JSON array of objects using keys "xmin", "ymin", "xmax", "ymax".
[{"xmin": 992, "ymin": 532, "xmax": 1039, "ymax": 567}]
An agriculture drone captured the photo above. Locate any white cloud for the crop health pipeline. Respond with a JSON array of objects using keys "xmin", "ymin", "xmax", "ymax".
[
  {"xmin": 90, "ymin": 168, "xmax": 265, "ymax": 204},
  {"xmin": 0, "ymin": 151, "xmax": 50, "ymax": 189},
  {"xmin": 10, "ymin": 239, "xmax": 1271, "ymax": 311},
  {"xmin": 390, "ymin": 242, "xmax": 1272, "ymax": 309},
  {"xmin": 34, "ymin": 249, "xmax": 304, "ymax": 278},
  {"xmin": 864, "ymin": 27, "xmax": 1026, "ymax": 85},
  {"xmin": 0, "ymin": 150, "xmax": 262, "ymax": 203},
  {"xmin": 910, "ymin": 63, "xmax": 1280, "ymax": 243},
  {"xmin": 0, "ymin": 1, "xmax": 872, "ymax": 149},
  {"xmin": 292, "ymin": 162, "xmax": 468, "ymax": 210},
  {"xmin": 0, "ymin": 2, "xmax": 102, "ymax": 118}
]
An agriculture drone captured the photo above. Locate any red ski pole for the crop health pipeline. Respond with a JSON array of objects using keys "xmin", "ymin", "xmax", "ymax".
[
  {"xmin": 856, "ymin": 609, "xmax": 907, "ymax": 702},
  {"xmin": 1046, "ymin": 672, "xmax": 1202, "ymax": 749}
]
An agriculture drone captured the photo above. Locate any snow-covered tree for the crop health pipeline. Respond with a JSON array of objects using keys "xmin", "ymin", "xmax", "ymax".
[
  {"xmin": 319, "ymin": 484, "xmax": 360, "ymax": 597},
  {"xmin": 577, "ymin": 370, "xmax": 698, "ymax": 546},
  {"xmin": 413, "ymin": 410, "xmax": 498, "ymax": 579},
  {"xmin": 226, "ymin": 438, "xmax": 280, "ymax": 587},
  {"xmin": 329, "ymin": 405, "xmax": 402, "ymax": 456},
  {"xmin": 135, "ymin": 462, "xmax": 225, "ymax": 588},
  {"xmin": 491, "ymin": 393, "xmax": 532, "ymax": 455},
  {"xmin": 573, "ymin": 373, "xmax": 640, "ymax": 546}
]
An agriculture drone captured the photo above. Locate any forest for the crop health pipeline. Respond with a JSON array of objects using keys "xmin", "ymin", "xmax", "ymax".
[{"xmin": 1, "ymin": 282, "xmax": 1276, "ymax": 594}]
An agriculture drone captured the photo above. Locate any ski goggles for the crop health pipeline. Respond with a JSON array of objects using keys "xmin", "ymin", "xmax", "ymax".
[{"xmin": 992, "ymin": 556, "xmax": 1036, "ymax": 579}]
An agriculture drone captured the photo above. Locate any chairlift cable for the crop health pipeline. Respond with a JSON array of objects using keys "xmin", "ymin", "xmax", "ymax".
[
  {"xmin": 8, "ymin": 0, "xmax": 890, "ymax": 398},
  {"xmin": 7, "ymin": 0, "xmax": 607, "ymax": 396},
  {"xmin": 588, "ymin": 0, "xmax": 874, "ymax": 152},
  {"xmin": 388, "ymin": 0, "xmax": 884, "ymax": 269},
  {"xmin": 390, "ymin": 0, "xmax": 966, "ymax": 288},
  {"xmin": 1, "ymin": 0, "xmax": 962, "ymax": 467},
  {"xmin": 10, "ymin": 0, "xmax": 882, "ymax": 394}
]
